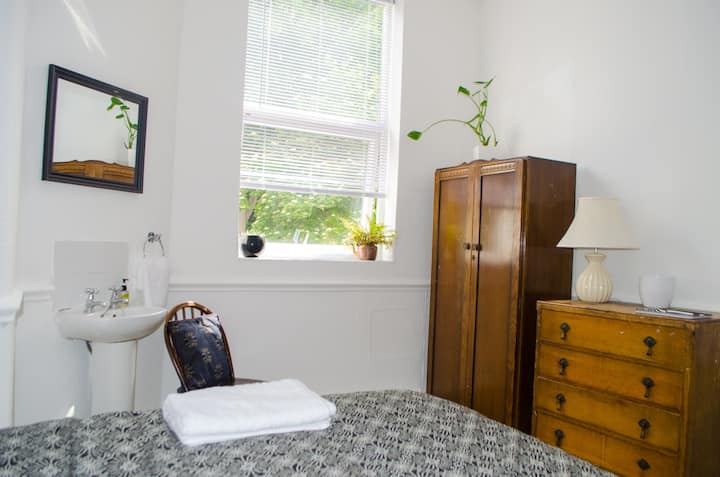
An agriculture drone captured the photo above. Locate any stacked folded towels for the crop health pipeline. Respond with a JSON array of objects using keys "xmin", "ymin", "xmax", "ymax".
[{"xmin": 162, "ymin": 379, "xmax": 336, "ymax": 446}]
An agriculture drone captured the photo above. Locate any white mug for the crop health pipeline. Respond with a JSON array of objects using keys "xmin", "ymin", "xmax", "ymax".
[{"xmin": 639, "ymin": 274, "xmax": 675, "ymax": 308}]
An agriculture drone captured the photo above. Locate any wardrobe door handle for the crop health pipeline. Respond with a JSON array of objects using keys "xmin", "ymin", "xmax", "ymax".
[
  {"xmin": 558, "ymin": 358, "xmax": 569, "ymax": 376},
  {"xmin": 471, "ymin": 243, "xmax": 481, "ymax": 251},
  {"xmin": 638, "ymin": 418, "xmax": 651, "ymax": 439},
  {"xmin": 555, "ymin": 393, "xmax": 566, "ymax": 411},
  {"xmin": 463, "ymin": 242, "xmax": 471, "ymax": 250},
  {"xmin": 637, "ymin": 458, "xmax": 651, "ymax": 471},
  {"xmin": 642, "ymin": 377, "xmax": 655, "ymax": 398},
  {"xmin": 560, "ymin": 322, "xmax": 570, "ymax": 340},
  {"xmin": 554, "ymin": 429, "xmax": 565, "ymax": 447},
  {"xmin": 643, "ymin": 336, "xmax": 657, "ymax": 356}
]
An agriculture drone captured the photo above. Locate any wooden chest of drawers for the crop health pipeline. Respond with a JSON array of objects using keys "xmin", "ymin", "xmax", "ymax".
[{"xmin": 532, "ymin": 301, "xmax": 720, "ymax": 477}]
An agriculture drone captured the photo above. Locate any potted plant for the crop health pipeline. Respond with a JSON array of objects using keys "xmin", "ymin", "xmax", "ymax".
[
  {"xmin": 343, "ymin": 205, "xmax": 396, "ymax": 261},
  {"xmin": 407, "ymin": 79, "xmax": 498, "ymax": 159}
]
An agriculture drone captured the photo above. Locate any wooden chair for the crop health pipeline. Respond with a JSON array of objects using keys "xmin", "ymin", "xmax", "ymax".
[{"xmin": 164, "ymin": 301, "xmax": 260, "ymax": 392}]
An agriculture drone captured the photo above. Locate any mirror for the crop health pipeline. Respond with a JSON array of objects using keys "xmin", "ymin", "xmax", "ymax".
[{"xmin": 42, "ymin": 64, "xmax": 148, "ymax": 193}]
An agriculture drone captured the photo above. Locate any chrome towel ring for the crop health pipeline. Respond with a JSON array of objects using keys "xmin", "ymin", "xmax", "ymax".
[{"xmin": 143, "ymin": 232, "xmax": 165, "ymax": 257}]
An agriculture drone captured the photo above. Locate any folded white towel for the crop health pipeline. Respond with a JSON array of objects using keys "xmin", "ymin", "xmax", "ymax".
[{"xmin": 162, "ymin": 379, "xmax": 336, "ymax": 446}]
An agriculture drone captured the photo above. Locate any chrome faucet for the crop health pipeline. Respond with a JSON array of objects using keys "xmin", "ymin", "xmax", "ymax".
[
  {"xmin": 100, "ymin": 287, "xmax": 129, "ymax": 316},
  {"xmin": 84, "ymin": 288, "xmax": 107, "ymax": 313}
]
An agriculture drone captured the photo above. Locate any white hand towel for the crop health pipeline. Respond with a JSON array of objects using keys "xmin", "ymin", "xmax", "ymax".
[
  {"xmin": 162, "ymin": 379, "xmax": 336, "ymax": 446},
  {"xmin": 140, "ymin": 256, "xmax": 169, "ymax": 307}
]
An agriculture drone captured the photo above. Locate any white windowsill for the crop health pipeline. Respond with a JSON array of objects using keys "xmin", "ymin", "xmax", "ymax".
[{"xmin": 238, "ymin": 242, "xmax": 393, "ymax": 262}]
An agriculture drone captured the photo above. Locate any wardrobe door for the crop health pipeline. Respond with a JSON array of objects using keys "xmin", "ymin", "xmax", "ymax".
[
  {"xmin": 470, "ymin": 163, "xmax": 524, "ymax": 423},
  {"xmin": 427, "ymin": 169, "xmax": 476, "ymax": 406}
]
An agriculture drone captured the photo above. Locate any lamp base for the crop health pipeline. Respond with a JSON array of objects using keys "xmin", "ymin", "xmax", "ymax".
[{"xmin": 575, "ymin": 252, "xmax": 612, "ymax": 303}]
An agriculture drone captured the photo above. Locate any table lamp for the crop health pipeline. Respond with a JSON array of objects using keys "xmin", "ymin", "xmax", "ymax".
[{"xmin": 557, "ymin": 197, "xmax": 638, "ymax": 303}]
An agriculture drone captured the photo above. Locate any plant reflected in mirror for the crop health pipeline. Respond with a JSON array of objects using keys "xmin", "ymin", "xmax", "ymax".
[{"xmin": 107, "ymin": 96, "xmax": 138, "ymax": 150}]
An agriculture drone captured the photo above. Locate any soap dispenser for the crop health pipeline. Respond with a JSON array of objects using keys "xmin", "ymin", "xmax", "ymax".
[{"xmin": 120, "ymin": 278, "xmax": 130, "ymax": 307}]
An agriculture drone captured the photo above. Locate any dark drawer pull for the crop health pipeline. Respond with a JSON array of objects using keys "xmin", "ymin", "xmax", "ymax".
[
  {"xmin": 638, "ymin": 418, "xmax": 651, "ymax": 439},
  {"xmin": 637, "ymin": 458, "xmax": 651, "ymax": 471},
  {"xmin": 642, "ymin": 377, "xmax": 655, "ymax": 398},
  {"xmin": 560, "ymin": 322, "xmax": 570, "ymax": 340},
  {"xmin": 643, "ymin": 336, "xmax": 657, "ymax": 356},
  {"xmin": 463, "ymin": 242, "xmax": 471, "ymax": 250},
  {"xmin": 554, "ymin": 429, "xmax": 564, "ymax": 447},
  {"xmin": 558, "ymin": 358, "xmax": 569, "ymax": 376},
  {"xmin": 555, "ymin": 393, "xmax": 566, "ymax": 411}
]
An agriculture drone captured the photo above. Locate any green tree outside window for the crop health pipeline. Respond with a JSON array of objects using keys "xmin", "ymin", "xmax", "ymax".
[{"xmin": 239, "ymin": 189, "xmax": 362, "ymax": 245}]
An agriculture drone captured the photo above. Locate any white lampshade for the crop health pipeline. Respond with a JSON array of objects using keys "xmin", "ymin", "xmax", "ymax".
[
  {"xmin": 558, "ymin": 197, "xmax": 638, "ymax": 303},
  {"xmin": 557, "ymin": 197, "xmax": 638, "ymax": 250}
]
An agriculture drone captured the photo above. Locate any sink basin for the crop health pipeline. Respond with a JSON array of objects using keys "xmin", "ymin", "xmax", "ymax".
[{"xmin": 55, "ymin": 305, "xmax": 167, "ymax": 343}]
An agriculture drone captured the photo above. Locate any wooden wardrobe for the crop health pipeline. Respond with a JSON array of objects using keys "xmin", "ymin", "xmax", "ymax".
[{"xmin": 426, "ymin": 156, "xmax": 576, "ymax": 432}]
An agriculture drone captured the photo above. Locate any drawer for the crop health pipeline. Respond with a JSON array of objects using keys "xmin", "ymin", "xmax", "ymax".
[
  {"xmin": 603, "ymin": 435, "xmax": 679, "ymax": 477},
  {"xmin": 534, "ymin": 377, "xmax": 681, "ymax": 451},
  {"xmin": 534, "ymin": 411, "xmax": 604, "ymax": 465},
  {"xmin": 539, "ymin": 309, "xmax": 690, "ymax": 369},
  {"xmin": 535, "ymin": 411, "xmax": 678, "ymax": 477},
  {"xmin": 536, "ymin": 343, "xmax": 684, "ymax": 410}
]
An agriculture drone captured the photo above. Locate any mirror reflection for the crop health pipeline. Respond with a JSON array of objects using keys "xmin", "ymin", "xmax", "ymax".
[{"xmin": 42, "ymin": 64, "xmax": 148, "ymax": 193}]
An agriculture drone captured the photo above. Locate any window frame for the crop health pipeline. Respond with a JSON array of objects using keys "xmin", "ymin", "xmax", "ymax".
[{"xmin": 238, "ymin": 0, "xmax": 398, "ymax": 261}]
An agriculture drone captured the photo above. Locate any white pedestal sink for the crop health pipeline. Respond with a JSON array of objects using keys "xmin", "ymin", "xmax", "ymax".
[{"xmin": 55, "ymin": 305, "xmax": 166, "ymax": 414}]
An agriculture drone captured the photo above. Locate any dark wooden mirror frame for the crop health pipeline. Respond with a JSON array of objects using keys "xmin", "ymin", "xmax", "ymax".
[{"xmin": 42, "ymin": 64, "xmax": 148, "ymax": 193}]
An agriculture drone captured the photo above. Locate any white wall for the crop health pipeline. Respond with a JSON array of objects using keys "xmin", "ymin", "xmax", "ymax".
[
  {"xmin": 13, "ymin": 0, "xmax": 720, "ymax": 426},
  {"xmin": 0, "ymin": 0, "xmax": 27, "ymax": 295},
  {"xmin": 13, "ymin": 0, "xmax": 183, "ymax": 425},
  {"xmin": 9, "ymin": 0, "xmax": 486, "ymax": 425},
  {"xmin": 476, "ymin": 0, "xmax": 720, "ymax": 310},
  {"xmin": 0, "ymin": 0, "xmax": 28, "ymax": 428},
  {"xmin": 159, "ymin": 0, "xmax": 485, "ymax": 404},
  {"xmin": 169, "ymin": 0, "xmax": 483, "ymax": 285}
]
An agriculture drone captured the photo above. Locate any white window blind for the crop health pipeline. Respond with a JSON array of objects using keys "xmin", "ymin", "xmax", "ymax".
[{"xmin": 240, "ymin": 0, "xmax": 393, "ymax": 198}]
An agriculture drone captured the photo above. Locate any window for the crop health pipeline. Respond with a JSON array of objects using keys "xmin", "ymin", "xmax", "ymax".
[{"xmin": 239, "ymin": 0, "xmax": 395, "ymax": 259}]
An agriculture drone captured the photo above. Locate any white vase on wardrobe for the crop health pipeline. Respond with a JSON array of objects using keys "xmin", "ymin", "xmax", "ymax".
[{"xmin": 473, "ymin": 144, "xmax": 483, "ymax": 161}]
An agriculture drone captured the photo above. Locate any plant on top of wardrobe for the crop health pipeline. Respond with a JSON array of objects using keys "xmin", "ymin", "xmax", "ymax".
[
  {"xmin": 107, "ymin": 96, "xmax": 138, "ymax": 150},
  {"xmin": 407, "ymin": 79, "xmax": 498, "ymax": 147}
]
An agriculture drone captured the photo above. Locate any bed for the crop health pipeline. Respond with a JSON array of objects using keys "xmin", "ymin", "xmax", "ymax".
[{"xmin": 0, "ymin": 390, "xmax": 612, "ymax": 476}]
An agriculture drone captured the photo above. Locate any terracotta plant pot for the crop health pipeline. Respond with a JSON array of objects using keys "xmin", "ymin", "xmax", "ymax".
[{"xmin": 353, "ymin": 244, "xmax": 377, "ymax": 261}]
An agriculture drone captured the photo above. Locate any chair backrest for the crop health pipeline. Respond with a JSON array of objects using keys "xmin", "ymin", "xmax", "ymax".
[{"xmin": 163, "ymin": 301, "xmax": 236, "ymax": 392}]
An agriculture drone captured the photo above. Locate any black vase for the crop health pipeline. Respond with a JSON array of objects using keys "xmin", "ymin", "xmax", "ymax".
[{"xmin": 241, "ymin": 235, "xmax": 265, "ymax": 258}]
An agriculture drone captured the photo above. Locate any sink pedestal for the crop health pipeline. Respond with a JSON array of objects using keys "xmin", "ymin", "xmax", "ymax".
[
  {"xmin": 90, "ymin": 341, "xmax": 137, "ymax": 414},
  {"xmin": 55, "ymin": 304, "xmax": 166, "ymax": 414}
]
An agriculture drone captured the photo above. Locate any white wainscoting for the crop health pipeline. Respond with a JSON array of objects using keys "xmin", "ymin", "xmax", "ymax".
[
  {"xmin": 0, "ymin": 290, "xmax": 22, "ymax": 428},
  {"xmin": 14, "ymin": 282, "xmax": 430, "ymax": 424},
  {"xmin": 14, "ymin": 288, "xmax": 91, "ymax": 426},
  {"xmin": 141, "ymin": 282, "xmax": 430, "ymax": 408}
]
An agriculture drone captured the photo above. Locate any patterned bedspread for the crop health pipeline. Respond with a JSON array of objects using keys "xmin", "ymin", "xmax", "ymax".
[{"xmin": 0, "ymin": 390, "xmax": 613, "ymax": 476}]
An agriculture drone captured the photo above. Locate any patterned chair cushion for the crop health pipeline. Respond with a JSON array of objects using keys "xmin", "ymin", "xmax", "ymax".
[{"xmin": 166, "ymin": 314, "xmax": 233, "ymax": 391}]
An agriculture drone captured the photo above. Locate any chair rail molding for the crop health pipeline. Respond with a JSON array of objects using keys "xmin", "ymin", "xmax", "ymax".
[
  {"xmin": 20, "ymin": 287, "xmax": 53, "ymax": 303},
  {"xmin": 169, "ymin": 280, "xmax": 430, "ymax": 293}
]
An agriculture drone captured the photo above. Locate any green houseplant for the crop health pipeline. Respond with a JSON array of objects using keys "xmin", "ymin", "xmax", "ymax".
[
  {"xmin": 107, "ymin": 96, "xmax": 138, "ymax": 150},
  {"xmin": 407, "ymin": 79, "xmax": 498, "ymax": 154},
  {"xmin": 343, "ymin": 204, "xmax": 396, "ymax": 261}
]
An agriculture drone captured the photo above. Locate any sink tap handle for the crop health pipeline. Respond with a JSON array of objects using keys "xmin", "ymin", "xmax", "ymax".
[{"xmin": 83, "ymin": 288, "xmax": 104, "ymax": 313}]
